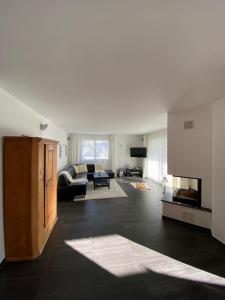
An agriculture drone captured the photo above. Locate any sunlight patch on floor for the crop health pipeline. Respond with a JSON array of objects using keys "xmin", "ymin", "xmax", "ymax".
[{"xmin": 65, "ymin": 234, "xmax": 225, "ymax": 285}]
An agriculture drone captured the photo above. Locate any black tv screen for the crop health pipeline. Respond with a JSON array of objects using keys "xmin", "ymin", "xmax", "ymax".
[{"xmin": 130, "ymin": 147, "xmax": 147, "ymax": 158}]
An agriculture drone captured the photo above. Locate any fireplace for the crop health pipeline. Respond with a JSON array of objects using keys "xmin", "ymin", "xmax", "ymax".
[{"xmin": 172, "ymin": 176, "xmax": 202, "ymax": 208}]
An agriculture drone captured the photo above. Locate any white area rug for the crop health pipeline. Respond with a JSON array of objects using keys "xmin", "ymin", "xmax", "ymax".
[{"xmin": 74, "ymin": 179, "xmax": 128, "ymax": 201}]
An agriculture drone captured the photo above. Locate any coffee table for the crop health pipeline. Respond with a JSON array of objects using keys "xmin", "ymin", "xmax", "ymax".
[{"xmin": 93, "ymin": 172, "xmax": 110, "ymax": 190}]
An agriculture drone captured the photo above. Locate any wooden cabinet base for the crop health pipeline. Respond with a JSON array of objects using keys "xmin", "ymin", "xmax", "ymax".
[
  {"xmin": 4, "ymin": 137, "xmax": 58, "ymax": 261},
  {"xmin": 6, "ymin": 217, "xmax": 58, "ymax": 261}
]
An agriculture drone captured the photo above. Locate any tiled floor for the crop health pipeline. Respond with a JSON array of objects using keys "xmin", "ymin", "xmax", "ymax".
[{"xmin": 1, "ymin": 180, "xmax": 225, "ymax": 299}]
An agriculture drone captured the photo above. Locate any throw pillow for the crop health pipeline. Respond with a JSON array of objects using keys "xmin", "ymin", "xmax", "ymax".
[
  {"xmin": 74, "ymin": 165, "xmax": 79, "ymax": 174},
  {"xmin": 74, "ymin": 164, "xmax": 88, "ymax": 174},
  {"xmin": 95, "ymin": 164, "xmax": 104, "ymax": 172}
]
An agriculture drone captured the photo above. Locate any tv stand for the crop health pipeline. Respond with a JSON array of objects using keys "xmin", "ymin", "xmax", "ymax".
[{"xmin": 125, "ymin": 168, "xmax": 143, "ymax": 178}]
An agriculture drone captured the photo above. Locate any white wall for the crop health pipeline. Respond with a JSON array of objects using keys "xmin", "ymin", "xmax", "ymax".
[
  {"xmin": 115, "ymin": 135, "xmax": 144, "ymax": 171},
  {"xmin": 212, "ymin": 98, "xmax": 225, "ymax": 244},
  {"xmin": 167, "ymin": 104, "xmax": 213, "ymax": 209},
  {"xmin": 0, "ymin": 88, "xmax": 68, "ymax": 263}
]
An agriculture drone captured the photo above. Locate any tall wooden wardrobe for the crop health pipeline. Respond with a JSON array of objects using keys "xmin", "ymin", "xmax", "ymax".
[{"xmin": 3, "ymin": 137, "xmax": 58, "ymax": 261}]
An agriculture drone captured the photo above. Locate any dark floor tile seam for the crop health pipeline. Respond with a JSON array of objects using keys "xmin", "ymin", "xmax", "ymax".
[
  {"xmin": 202, "ymin": 283, "xmax": 225, "ymax": 295},
  {"xmin": 32, "ymin": 239, "xmax": 62, "ymax": 300},
  {"xmin": 33, "ymin": 256, "xmax": 57, "ymax": 300},
  {"xmin": 210, "ymin": 265, "xmax": 225, "ymax": 274},
  {"xmin": 0, "ymin": 275, "xmax": 41, "ymax": 282},
  {"xmin": 138, "ymin": 233, "xmax": 208, "ymax": 245},
  {"xmin": 0, "ymin": 257, "xmax": 52, "ymax": 281},
  {"xmin": 35, "ymin": 277, "xmax": 96, "ymax": 300}
]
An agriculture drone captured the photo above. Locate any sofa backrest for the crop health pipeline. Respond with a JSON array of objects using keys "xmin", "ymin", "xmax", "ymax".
[
  {"xmin": 87, "ymin": 164, "xmax": 95, "ymax": 173},
  {"xmin": 67, "ymin": 165, "xmax": 76, "ymax": 178}
]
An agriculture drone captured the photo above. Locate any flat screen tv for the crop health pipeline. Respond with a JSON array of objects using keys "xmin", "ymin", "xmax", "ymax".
[{"xmin": 130, "ymin": 147, "xmax": 147, "ymax": 158}]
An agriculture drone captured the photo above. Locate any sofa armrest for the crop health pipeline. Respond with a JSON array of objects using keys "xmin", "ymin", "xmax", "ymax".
[{"xmin": 57, "ymin": 182, "xmax": 87, "ymax": 201}]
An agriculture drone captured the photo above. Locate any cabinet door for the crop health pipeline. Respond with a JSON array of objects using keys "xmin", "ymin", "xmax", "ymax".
[
  {"xmin": 4, "ymin": 139, "xmax": 32, "ymax": 259},
  {"xmin": 44, "ymin": 144, "xmax": 55, "ymax": 227}
]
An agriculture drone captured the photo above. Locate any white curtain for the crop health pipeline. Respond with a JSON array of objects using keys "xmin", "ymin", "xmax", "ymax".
[
  {"xmin": 143, "ymin": 129, "xmax": 168, "ymax": 183},
  {"xmin": 68, "ymin": 134, "xmax": 116, "ymax": 171},
  {"xmin": 68, "ymin": 134, "xmax": 79, "ymax": 164},
  {"xmin": 109, "ymin": 134, "xmax": 116, "ymax": 172}
]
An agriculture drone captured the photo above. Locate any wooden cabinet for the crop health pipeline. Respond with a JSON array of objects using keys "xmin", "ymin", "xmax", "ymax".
[{"xmin": 3, "ymin": 137, "xmax": 58, "ymax": 261}]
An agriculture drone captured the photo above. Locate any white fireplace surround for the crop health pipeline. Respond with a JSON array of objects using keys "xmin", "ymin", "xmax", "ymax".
[{"xmin": 166, "ymin": 99, "xmax": 225, "ymax": 242}]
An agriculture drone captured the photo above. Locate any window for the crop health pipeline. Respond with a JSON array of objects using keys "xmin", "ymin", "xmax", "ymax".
[
  {"xmin": 81, "ymin": 140, "xmax": 109, "ymax": 161},
  {"xmin": 96, "ymin": 140, "xmax": 109, "ymax": 160},
  {"xmin": 80, "ymin": 137, "xmax": 109, "ymax": 169},
  {"xmin": 81, "ymin": 140, "xmax": 95, "ymax": 160}
]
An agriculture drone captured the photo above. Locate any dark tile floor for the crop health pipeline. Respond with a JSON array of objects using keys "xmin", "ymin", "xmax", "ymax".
[{"xmin": 1, "ymin": 180, "xmax": 225, "ymax": 299}]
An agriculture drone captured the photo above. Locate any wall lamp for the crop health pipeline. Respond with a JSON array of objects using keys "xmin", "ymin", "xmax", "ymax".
[{"xmin": 40, "ymin": 123, "xmax": 48, "ymax": 131}]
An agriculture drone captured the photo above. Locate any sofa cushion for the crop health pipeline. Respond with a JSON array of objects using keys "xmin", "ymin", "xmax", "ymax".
[
  {"xmin": 76, "ymin": 173, "xmax": 88, "ymax": 179},
  {"xmin": 73, "ymin": 177, "xmax": 88, "ymax": 184}
]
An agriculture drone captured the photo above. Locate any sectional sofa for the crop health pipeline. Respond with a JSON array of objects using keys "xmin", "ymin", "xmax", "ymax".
[{"xmin": 57, "ymin": 164, "xmax": 115, "ymax": 201}]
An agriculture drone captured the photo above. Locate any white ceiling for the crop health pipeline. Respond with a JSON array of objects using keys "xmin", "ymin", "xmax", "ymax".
[{"xmin": 0, "ymin": 0, "xmax": 225, "ymax": 134}]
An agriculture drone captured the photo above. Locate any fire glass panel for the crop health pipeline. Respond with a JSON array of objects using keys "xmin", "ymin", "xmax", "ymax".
[{"xmin": 172, "ymin": 176, "xmax": 201, "ymax": 207}]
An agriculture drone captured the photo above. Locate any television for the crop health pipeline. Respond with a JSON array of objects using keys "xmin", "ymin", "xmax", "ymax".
[{"xmin": 130, "ymin": 147, "xmax": 147, "ymax": 158}]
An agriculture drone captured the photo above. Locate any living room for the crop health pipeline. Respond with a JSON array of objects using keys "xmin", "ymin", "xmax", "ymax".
[
  {"xmin": 57, "ymin": 133, "xmax": 148, "ymax": 201},
  {"xmin": 1, "ymin": 1, "xmax": 225, "ymax": 299}
]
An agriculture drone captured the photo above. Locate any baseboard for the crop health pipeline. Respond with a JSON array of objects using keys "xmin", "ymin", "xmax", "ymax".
[
  {"xmin": 162, "ymin": 215, "xmax": 211, "ymax": 232},
  {"xmin": 211, "ymin": 230, "xmax": 225, "ymax": 246}
]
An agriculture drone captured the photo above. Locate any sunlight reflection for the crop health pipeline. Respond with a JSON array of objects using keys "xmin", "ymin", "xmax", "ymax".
[{"xmin": 65, "ymin": 234, "xmax": 225, "ymax": 286}]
